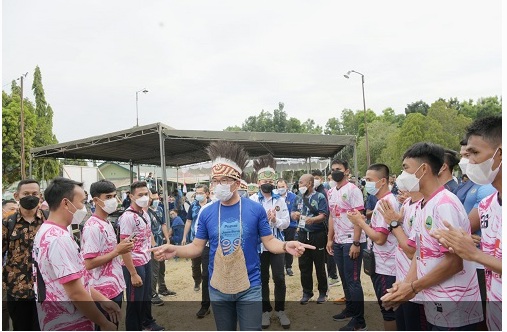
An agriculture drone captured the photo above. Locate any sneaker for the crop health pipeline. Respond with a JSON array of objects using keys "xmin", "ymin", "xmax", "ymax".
[
  {"xmin": 262, "ymin": 311, "xmax": 271, "ymax": 329},
  {"xmin": 333, "ymin": 310, "xmax": 353, "ymax": 322},
  {"xmin": 333, "ymin": 296, "xmax": 347, "ymax": 305},
  {"xmin": 196, "ymin": 307, "xmax": 210, "ymax": 318},
  {"xmin": 276, "ymin": 311, "xmax": 291, "ymax": 329},
  {"xmin": 151, "ymin": 294, "xmax": 164, "ymax": 306},
  {"xmin": 299, "ymin": 293, "xmax": 313, "ymax": 305},
  {"xmin": 143, "ymin": 321, "xmax": 165, "ymax": 331},
  {"xmin": 194, "ymin": 281, "xmax": 201, "ymax": 292},
  {"xmin": 317, "ymin": 293, "xmax": 327, "ymax": 304},
  {"xmin": 159, "ymin": 289, "xmax": 177, "ymax": 296},
  {"xmin": 286, "ymin": 268, "xmax": 294, "ymax": 276},
  {"xmin": 339, "ymin": 319, "xmax": 367, "ymax": 331},
  {"xmin": 328, "ymin": 277, "xmax": 342, "ymax": 287}
]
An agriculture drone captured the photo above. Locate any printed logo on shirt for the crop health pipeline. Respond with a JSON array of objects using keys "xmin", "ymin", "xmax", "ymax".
[
  {"xmin": 425, "ymin": 216, "xmax": 433, "ymax": 230},
  {"xmin": 341, "ymin": 193, "xmax": 348, "ymax": 200},
  {"xmin": 275, "ymin": 206, "xmax": 280, "ymax": 212},
  {"xmin": 409, "ymin": 216, "xmax": 414, "ymax": 227},
  {"xmin": 480, "ymin": 213, "xmax": 489, "ymax": 229},
  {"xmin": 435, "ymin": 302, "xmax": 443, "ymax": 313}
]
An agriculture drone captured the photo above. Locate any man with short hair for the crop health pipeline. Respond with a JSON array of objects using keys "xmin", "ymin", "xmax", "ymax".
[
  {"xmin": 119, "ymin": 181, "xmax": 164, "ymax": 331},
  {"xmin": 381, "ymin": 142, "xmax": 483, "ymax": 330},
  {"xmin": 81, "ymin": 179, "xmax": 134, "ymax": 330},
  {"xmin": 2, "ymin": 179, "xmax": 44, "ymax": 331},
  {"xmin": 33, "ymin": 177, "xmax": 120, "ymax": 331},
  {"xmin": 440, "ymin": 149, "xmax": 460, "ymax": 193},
  {"xmin": 182, "ymin": 184, "xmax": 212, "ymax": 318},
  {"xmin": 277, "ymin": 179, "xmax": 298, "ymax": 277},
  {"xmin": 326, "ymin": 159, "xmax": 367, "ymax": 331},
  {"xmin": 2, "ymin": 200, "xmax": 17, "ymax": 220},
  {"xmin": 292, "ymin": 174, "xmax": 329, "ymax": 305}
]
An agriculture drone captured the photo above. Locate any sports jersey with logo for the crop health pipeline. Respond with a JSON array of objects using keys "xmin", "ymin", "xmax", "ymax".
[
  {"xmin": 119, "ymin": 207, "xmax": 151, "ymax": 266},
  {"xmin": 328, "ymin": 182, "xmax": 366, "ymax": 244}
]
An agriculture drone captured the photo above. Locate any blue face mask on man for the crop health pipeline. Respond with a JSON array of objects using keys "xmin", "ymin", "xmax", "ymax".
[{"xmin": 364, "ymin": 179, "xmax": 383, "ymax": 196}]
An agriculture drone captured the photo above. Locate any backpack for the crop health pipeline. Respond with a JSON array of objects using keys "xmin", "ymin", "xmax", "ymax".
[
  {"xmin": 3, "ymin": 209, "xmax": 49, "ymax": 243},
  {"xmin": 111, "ymin": 208, "xmax": 149, "ymax": 243}
]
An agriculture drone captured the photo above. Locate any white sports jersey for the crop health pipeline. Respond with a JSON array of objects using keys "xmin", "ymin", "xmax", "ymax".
[
  {"xmin": 478, "ymin": 192, "xmax": 502, "ymax": 331},
  {"xmin": 119, "ymin": 207, "xmax": 151, "ymax": 266},
  {"xmin": 328, "ymin": 182, "xmax": 366, "ymax": 244},
  {"xmin": 408, "ymin": 187, "xmax": 483, "ymax": 328},
  {"xmin": 81, "ymin": 215, "xmax": 126, "ymax": 299},
  {"xmin": 250, "ymin": 193, "xmax": 289, "ymax": 252},
  {"xmin": 33, "ymin": 222, "xmax": 94, "ymax": 331},
  {"xmin": 368, "ymin": 192, "xmax": 399, "ymax": 276}
]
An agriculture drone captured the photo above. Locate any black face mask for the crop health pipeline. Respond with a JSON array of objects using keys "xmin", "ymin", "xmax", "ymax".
[
  {"xmin": 260, "ymin": 183, "xmax": 274, "ymax": 194},
  {"xmin": 331, "ymin": 170, "xmax": 345, "ymax": 182},
  {"xmin": 19, "ymin": 196, "xmax": 40, "ymax": 210}
]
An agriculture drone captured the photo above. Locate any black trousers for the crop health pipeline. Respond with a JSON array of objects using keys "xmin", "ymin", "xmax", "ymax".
[
  {"xmin": 6, "ymin": 294, "xmax": 40, "ymax": 331},
  {"xmin": 297, "ymin": 230, "xmax": 328, "ymax": 295},
  {"xmin": 191, "ymin": 256, "xmax": 203, "ymax": 285},
  {"xmin": 201, "ymin": 246, "xmax": 211, "ymax": 310},
  {"xmin": 283, "ymin": 227, "xmax": 297, "ymax": 269},
  {"xmin": 260, "ymin": 251, "xmax": 286, "ymax": 312}
]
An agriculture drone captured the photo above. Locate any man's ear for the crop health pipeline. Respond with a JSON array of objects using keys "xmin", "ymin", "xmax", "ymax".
[{"xmin": 13, "ymin": 192, "xmax": 19, "ymax": 201}]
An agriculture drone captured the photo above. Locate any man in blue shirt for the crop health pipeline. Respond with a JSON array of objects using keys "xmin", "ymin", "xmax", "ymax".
[
  {"xmin": 277, "ymin": 179, "xmax": 298, "ymax": 276},
  {"xmin": 291, "ymin": 174, "xmax": 329, "ymax": 304}
]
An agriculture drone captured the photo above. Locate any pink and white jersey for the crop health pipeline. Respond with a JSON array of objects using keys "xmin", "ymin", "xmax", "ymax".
[
  {"xmin": 408, "ymin": 187, "xmax": 483, "ymax": 328},
  {"xmin": 368, "ymin": 192, "xmax": 399, "ymax": 276},
  {"xmin": 32, "ymin": 221, "xmax": 94, "ymax": 331},
  {"xmin": 478, "ymin": 192, "xmax": 502, "ymax": 331},
  {"xmin": 394, "ymin": 197, "xmax": 424, "ymax": 302},
  {"xmin": 81, "ymin": 215, "xmax": 126, "ymax": 299},
  {"xmin": 328, "ymin": 182, "xmax": 366, "ymax": 244},
  {"xmin": 119, "ymin": 208, "xmax": 151, "ymax": 267}
]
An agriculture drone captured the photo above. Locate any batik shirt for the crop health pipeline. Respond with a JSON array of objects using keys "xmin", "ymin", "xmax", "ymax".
[
  {"xmin": 478, "ymin": 192, "xmax": 502, "ymax": 331},
  {"xmin": 407, "ymin": 187, "xmax": 483, "ymax": 328},
  {"xmin": 81, "ymin": 214, "xmax": 126, "ymax": 299},
  {"xmin": 33, "ymin": 221, "xmax": 94, "ymax": 331},
  {"xmin": 328, "ymin": 182, "xmax": 365, "ymax": 244}
]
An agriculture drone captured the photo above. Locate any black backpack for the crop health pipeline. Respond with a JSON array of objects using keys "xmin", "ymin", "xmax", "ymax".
[{"xmin": 3, "ymin": 209, "xmax": 49, "ymax": 243}]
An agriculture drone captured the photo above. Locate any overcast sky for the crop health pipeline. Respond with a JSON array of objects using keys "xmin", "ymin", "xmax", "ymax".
[{"xmin": 2, "ymin": 0, "xmax": 503, "ymax": 143}]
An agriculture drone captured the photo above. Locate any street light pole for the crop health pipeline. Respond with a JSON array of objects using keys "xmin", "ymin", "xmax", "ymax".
[
  {"xmin": 19, "ymin": 72, "xmax": 28, "ymax": 180},
  {"xmin": 344, "ymin": 70, "xmax": 371, "ymax": 166},
  {"xmin": 135, "ymin": 89, "xmax": 148, "ymax": 127}
]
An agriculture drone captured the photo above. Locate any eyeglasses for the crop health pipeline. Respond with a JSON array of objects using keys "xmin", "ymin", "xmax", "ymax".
[{"xmin": 211, "ymin": 178, "xmax": 236, "ymax": 186}]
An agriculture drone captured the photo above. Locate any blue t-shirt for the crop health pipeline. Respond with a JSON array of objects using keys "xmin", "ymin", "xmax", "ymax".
[
  {"xmin": 170, "ymin": 216, "xmax": 185, "ymax": 244},
  {"xmin": 195, "ymin": 198, "xmax": 272, "ymax": 288},
  {"xmin": 186, "ymin": 200, "xmax": 211, "ymax": 242},
  {"xmin": 283, "ymin": 191, "xmax": 298, "ymax": 228},
  {"xmin": 148, "ymin": 207, "xmax": 166, "ymax": 246},
  {"xmin": 365, "ymin": 194, "xmax": 378, "ymax": 222},
  {"xmin": 292, "ymin": 191, "xmax": 328, "ymax": 232},
  {"xmin": 462, "ymin": 183, "xmax": 496, "ymax": 237}
]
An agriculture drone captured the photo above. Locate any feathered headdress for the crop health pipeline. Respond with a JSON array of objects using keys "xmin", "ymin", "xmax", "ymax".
[
  {"xmin": 253, "ymin": 154, "xmax": 277, "ymax": 181},
  {"xmin": 206, "ymin": 141, "xmax": 249, "ymax": 181}
]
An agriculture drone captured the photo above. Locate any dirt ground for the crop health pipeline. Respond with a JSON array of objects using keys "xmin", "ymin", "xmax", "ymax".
[{"xmin": 118, "ymin": 257, "xmax": 385, "ymax": 331}]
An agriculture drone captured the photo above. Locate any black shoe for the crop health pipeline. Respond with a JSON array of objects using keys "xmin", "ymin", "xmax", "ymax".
[
  {"xmin": 286, "ymin": 268, "xmax": 294, "ymax": 276},
  {"xmin": 300, "ymin": 293, "xmax": 313, "ymax": 305},
  {"xmin": 143, "ymin": 321, "xmax": 165, "ymax": 331},
  {"xmin": 339, "ymin": 319, "xmax": 367, "ymax": 331},
  {"xmin": 196, "ymin": 307, "xmax": 210, "ymax": 318},
  {"xmin": 317, "ymin": 293, "xmax": 327, "ymax": 304},
  {"xmin": 151, "ymin": 295, "xmax": 164, "ymax": 306},
  {"xmin": 333, "ymin": 310, "xmax": 353, "ymax": 322},
  {"xmin": 194, "ymin": 281, "xmax": 201, "ymax": 292},
  {"xmin": 159, "ymin": 289, "xmax": 177, "ymax": 297}
]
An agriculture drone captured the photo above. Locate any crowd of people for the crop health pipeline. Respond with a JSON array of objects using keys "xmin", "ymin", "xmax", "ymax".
[{"xmin": 1, "ymin": 115, "xmax": 502, "ymax": 331}]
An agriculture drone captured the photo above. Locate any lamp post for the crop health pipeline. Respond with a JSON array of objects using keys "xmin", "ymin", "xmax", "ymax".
[
  {"xmin": 135, "ymin": 89, "xmax": 149, "ymax": 127},
  {"xmin": 18, "ymin": 72, "xmax": 29, "ymax": 180},
  {"xmin": 344, "ymin": 70, "xmax": 370, "ymax": 166}
]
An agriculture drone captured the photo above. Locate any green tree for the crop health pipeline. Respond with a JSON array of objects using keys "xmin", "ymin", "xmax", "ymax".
[
  {"xmin": 356, "ymin": 120, "xmax": 399, "ymax": 174},
  {"xmin": 31, "ymin": 66, "xmax": 60, "ymax": 183},
  {"xmin": 405, "ymin": 100, "xmax": 429, "ymax": 116},
  {"xmin": 427, "ymin": 100, "xmax": 472, "ymax": 151}
]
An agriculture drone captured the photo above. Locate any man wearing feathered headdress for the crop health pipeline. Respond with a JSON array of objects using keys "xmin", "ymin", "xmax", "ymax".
[
  {"xmin": 250, "ymin": 154, "xmax": 291, "ymax": 329},
  {"xmin": 150, "ymin": 141, "xmax": 314, "ymax": 331}
]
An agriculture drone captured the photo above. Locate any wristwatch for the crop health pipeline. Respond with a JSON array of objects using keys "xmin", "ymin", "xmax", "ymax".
[
  {"xmin": 388, "ymin": 221, "xmax": 400, "ymax": 232},
  {"xmin": 352, "ymin": 241, "xmax": 361, "ymax": 247}
]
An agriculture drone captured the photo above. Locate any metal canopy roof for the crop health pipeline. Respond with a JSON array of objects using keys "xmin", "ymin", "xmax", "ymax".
[{"xmin": 30, "ymin": 123, "xmax": 356, "ymax": 167}]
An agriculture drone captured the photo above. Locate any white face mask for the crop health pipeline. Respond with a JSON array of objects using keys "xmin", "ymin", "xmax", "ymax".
[
  {"xmin": 151, "ymin": 200, "xmax": 160, "ymax": 209},
  {"xmin": 314, "ymin": 179, "xmax": 321, "ymax": 189},
  {"xmin": 68, "ymin": 201, "xmax": 87, "ymax": 225},
  {"xmin": 135, "ymin": 195, "xmax": 150, "ymax": 208},
  {"xmin": 214, "ymin": 184, "xmax": 234, "ymax": 202},
  {"xmin": 99, "ymin": 198, "xmax": 118, "ymax": 214},
  {"xmin": 328, "ymin": 180, "xmax": 337, "ymax": 188},
  {"xmin": 458, "ymin": 157, "xmax": 469, "ymax": 175},
  {"xmin": 364, "ymin": 181, "xmax": 380, "ymax": 196},
  {"xmin": 298, "ymin": 186, "xmax": 308, "ymax": 195},
  {"xmin": 466, "ymin": 148, "xmax": 502, "ymax": 185},
  {"xmin": 396, "ymin": 163, "xmax": 425, "ymax": 192},
  {"xmin": 277, "ymin": 188, "xmax": 287, "ymax": 196},
  {"xmin": 195, "ymin": 194, "xmax": 205, "ymax": 202}
]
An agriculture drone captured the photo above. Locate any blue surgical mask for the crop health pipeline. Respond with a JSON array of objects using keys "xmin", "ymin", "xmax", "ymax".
[
  {"xmin": 277, "ymin": 188, "xmax": 287, "ymax": 195},
  {"xmin": 365, "ymin": 180, "xmax": 380, "ymax": 196},
  {"xmin": 195, "ymin": 194, "xmax": 205, "ymax": 202}
]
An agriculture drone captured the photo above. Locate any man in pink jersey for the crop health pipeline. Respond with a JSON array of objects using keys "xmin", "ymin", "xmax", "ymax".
[
  {"xmin": 120, "ymin": 181, "xmax": 164, "ymax": 331},
  {"xmin": 381, "ymin": 142, "xmax": 483, "ymax": 330},
  {"xmin": 32, "ymin": 177, "xmax": 120, "ymax": 331},
  {"xmin": 325, "ymin": 159, "xmax": 367, "ymax": 331},
  {"xmin": 81, "ymin": 180, "xmax": 134, "ymax": 330},
  {"xmin": 432, "ymin": 116, "xmax": 502, "ymax": 331},
  {"xmin": 347, "ymin": 163, "xmax": 399, "ymax": 331}
]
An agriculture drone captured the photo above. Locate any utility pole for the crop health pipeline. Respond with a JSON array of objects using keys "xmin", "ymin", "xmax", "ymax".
[{"xmin": 20, "ymin": 73, "xmax": 27, "ymax": 180}]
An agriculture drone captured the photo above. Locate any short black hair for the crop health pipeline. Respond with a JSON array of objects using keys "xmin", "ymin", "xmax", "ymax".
[
  {"xmin": 443, "ymin": 149, "xmax": 460, "ymax": 173},
  {"xmin": 90, "ymin": 180, "xmax": 116, "ymax": 198},
  {"xmin": 130, "ymin": 181, "xmax": 148, "ymax": 194},
  {"xmin": 311, "ymin": 170, "xmax": 323, "ymax": 177},
  {"xmin": 195, "ymin": 184, "xmax": 209, "ymax": 193},
  {"xmin": 459, "ymin": 137, "xmax": 468, "ymax": 146},
  {"xmin": 367, "ymin": 163, "xmax": 390, "ymax": 180},
  {"xmin": 465, "ymin": 115, "xmax": 502, "ymax": 146},
  {"xmin": 44, "ymin": 177, "xmax": 84, "ymax": 211},
  {"xmin": 2, "ymin": 199, "xmax": 17, "ymax": 207},
  {"xmin": 17, "ymin": 179, "xmax": 40, "ymax": 192},
  {"xmin": 402, "ymin": 142, "xmax": 445, "ymax": 176},
  {"xmin": 276, "ymin": 179, "xmax": 288, "ymax": 186},
  {"xmin": 331, "ymin": 159, "xmax": 349, "ymax": 170},
  {"xmin": 150, "ymin": 188, "xmax": 158, "ymax": 195}
]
